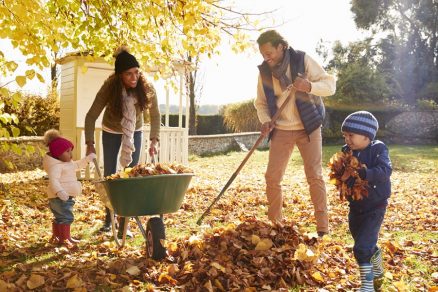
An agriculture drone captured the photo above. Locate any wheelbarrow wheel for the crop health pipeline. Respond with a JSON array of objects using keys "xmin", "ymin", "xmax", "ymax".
[{"xmin": 146, "ymin": 217, "xmax": 166, "ymax": 260}]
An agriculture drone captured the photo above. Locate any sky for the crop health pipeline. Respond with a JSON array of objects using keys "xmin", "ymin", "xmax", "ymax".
[
  {"xmin": 197, "ymin": 0, "xmax": 366, "ymax": 106},
  {"xmin": 0, "ymin": 0, "xmax": 366, "ymax": 106}
]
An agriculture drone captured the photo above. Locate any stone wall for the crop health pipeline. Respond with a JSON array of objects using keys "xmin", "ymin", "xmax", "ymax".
[
  {"xmin": 188, "ymin": 132, "xmax": 268, "ymax": 156},
  {"xmin": 385, "ymin": 111, "xmax": 438, "ymax": 144}
]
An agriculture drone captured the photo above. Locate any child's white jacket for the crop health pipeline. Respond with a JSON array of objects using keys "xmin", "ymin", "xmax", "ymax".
[{"xmin": 42, "ymin": 154, "xmax": 89, "ymax": 199}]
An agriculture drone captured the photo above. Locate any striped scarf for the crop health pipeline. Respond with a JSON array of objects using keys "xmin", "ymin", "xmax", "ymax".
[{"xmin": 271, "ymin": 48, "xmax": 291, "ymax": 91}]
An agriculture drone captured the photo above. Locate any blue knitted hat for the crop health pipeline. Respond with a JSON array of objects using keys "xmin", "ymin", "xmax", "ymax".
[{"xmin": 341, "ymin": 111, "xmax": 379, "ymax": 140}]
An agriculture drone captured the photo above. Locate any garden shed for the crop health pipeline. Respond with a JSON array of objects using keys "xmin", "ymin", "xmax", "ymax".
[{"xmin": 57, "ymin": 54, "xmax": 190, "ymax": 178}]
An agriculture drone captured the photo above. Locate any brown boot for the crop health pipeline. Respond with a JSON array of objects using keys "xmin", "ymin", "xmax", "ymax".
[
  {"xmin": 58, "ymin": 224, "xmax": 78, "ymax": 248},
  {"xmin": 49, "ymin": 222, "xmax": 60, "ymax": 244}
]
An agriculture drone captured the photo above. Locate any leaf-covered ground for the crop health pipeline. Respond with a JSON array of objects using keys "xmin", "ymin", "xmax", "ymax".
[{"xmin": 1, "ymin": 145, "xmax": 437, "ymax": 291}]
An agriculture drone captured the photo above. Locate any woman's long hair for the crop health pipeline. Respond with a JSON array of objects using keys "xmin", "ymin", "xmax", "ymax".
[{"xmin": 106, "ymin": 72, "xmax": 153, "ymax": 118}]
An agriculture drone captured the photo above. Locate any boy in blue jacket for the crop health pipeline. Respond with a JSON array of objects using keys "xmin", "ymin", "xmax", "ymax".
[{"xmin": 340, "ymin": 111, "xmax": 392, "ymax": 291}]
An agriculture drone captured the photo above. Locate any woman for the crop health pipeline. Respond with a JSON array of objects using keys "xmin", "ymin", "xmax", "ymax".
[{"xmin": 85, "ymin": 48, "xmax": 160, "ymax": 234}]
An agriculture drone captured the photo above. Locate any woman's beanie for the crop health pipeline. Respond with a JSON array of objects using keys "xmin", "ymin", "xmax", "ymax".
[
  {"xmin": 43, "ymin": 129, "xmax": 74, "ymax": 158},
  {"xmin": 341, "ymin": 111, "xmax": 379, "ymax": 140},
  {"xmin": 115, "ymin": 50, "xmax": 140, "ymax": 74}
]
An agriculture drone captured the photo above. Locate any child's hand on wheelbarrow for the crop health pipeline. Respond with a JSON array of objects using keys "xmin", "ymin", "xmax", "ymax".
[{"xmin": 86, "ymin": 153, "xmax": 97, "ymax": 163}]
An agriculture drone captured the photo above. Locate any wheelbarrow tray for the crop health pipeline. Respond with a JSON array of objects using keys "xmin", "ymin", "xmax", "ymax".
[{"xmin": 100, "ymin": 173, "xmax": 193, "ymax": 217}]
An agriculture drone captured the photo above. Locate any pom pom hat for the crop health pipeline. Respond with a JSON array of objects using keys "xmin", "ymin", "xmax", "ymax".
[
  {"xmin": 114, "ymin": 49, "xmax": 140, "ymax": 74},
  {"xmin": 43, "ymin": 129, "xmax": 74, "ymax": 158},
  {"xmin": 341, "ymin": 111, "xmax": 379, "ymax": 140}
]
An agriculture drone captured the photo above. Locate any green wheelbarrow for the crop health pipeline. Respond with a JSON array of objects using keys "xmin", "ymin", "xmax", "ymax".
[{"xmin": 94, "ymin": 161, "xmax": 193, "ymax": 260}]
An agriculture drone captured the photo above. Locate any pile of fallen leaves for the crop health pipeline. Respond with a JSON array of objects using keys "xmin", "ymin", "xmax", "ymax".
[
  {"xmin": 107, "ymin": 163, "xmax": 193, "ymax": 180},
  {"xmin": 166, "ymin": 218, "xmax": 326, "ymax": 290},
  {"xmin": 328, "ymin": 150, "xmax": 368, "ymax": 200}
]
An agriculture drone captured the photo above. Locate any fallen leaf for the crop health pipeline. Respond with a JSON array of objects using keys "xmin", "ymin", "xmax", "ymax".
[
  {"xmin": 210, "ymin": 262, "xmax": 226, "ymax": 273},
  {"xmin": 126, "ymin": 265, "xmax": 141, "ymax": 276},
  {"xmin": 251, "ymin": 234, "xmax": 260, "ymax": 245},
  {"xmin": 311, "ymin": 271, "xmax": 324, "ymax": 283},
  {"xmin": 204, "ymin": 280, "xmax": 213, "ymax": 292},
  {"xmin": 66, "ymin": 274, "xmax": 83, "ymax": 289},
  {"xmin": 26, "ymin": 274, "xmax": 44, "ymax": 290},
  {"xmin": 393, "ymin": 280, "xmax": 408, "ymax": 292},
  {"xmin": 254, "ymin": 238, "xmax": 273, "ymax": 250}
]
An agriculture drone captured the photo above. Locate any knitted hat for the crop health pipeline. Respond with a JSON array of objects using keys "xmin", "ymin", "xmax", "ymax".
[
  {"xmin": 341, "ymin": 111, "xmax": 379, "ymax": 140},
  {"xmin": 49, "ymin": 137, "xmax": 74, "ymax": 158},
  {"xmin": 44, "ymin": 129, "xmax": 74, "ymax": 158},
  {"xmin": 115, "ymin": 50, "xmax": 140, "ymax": 74}
]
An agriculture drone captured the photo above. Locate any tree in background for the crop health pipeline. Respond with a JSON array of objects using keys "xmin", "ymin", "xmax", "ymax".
[
  {"xmin": 186, "ymin": 54, "xmax": 202, "ymax": 135},
  {"xmin": 325, "ymin": 39, "xmax": 392, "ymax": 104},
  {"xmin": 350, "ymin": 0, "xmax": 438, "ymax": 104}
]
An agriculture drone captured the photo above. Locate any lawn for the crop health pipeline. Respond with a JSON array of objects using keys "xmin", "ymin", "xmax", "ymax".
[{"xmin": 0, "ymin": 144, "xmax": 437, "ymax": 291}]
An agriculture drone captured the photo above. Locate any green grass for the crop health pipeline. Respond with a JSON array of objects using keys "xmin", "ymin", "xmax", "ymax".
[
  {"xmin": 226, "ymin": 144, "xmax": 438, "ymax": 173},
  {"xmin": 387, "ymin": 145, "xmax": 438, "ymax": 172}
]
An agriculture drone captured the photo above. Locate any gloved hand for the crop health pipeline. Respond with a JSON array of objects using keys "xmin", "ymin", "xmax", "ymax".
[
  {"xmin": 357, "ymin": 167, "xmax": 367, "ymax": 179},
  {"xmin": 86, "ymin": 153, "xmax": 97, "ymax": 163},
  {"xmin": 57, "ymin": 190, "xmax": 69, "ymax": 201},
  {"xmin": 346, "ymin": 176, "xmax": 356, "ymax": 189}
]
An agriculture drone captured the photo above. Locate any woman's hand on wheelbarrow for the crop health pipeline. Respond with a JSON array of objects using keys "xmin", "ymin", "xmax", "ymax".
[
  {"xmin": 85, "ymin": 141, "xmax": 96, "ymax": 156},
  {"xmin": 149, "ymin": 138, "xmax": 159, "ymax": 157}
]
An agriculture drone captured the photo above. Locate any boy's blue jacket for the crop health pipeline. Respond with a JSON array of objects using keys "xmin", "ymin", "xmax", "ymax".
[{"xmin": 342, "ymin": 140, "xmax": 392, "ymax": 212}]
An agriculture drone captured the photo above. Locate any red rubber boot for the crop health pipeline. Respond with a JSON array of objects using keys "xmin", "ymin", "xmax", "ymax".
[
  {"xmin": 49, "ymin": 222, "xmax": 60, "ymax": 244},
  {"xmin": 58, "ymin": 224, "xmax": 78, "ymax": 249}
]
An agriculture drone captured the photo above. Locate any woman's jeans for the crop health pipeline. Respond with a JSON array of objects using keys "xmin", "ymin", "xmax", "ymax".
[
  {"xmin": 102, "ymin": 130, "xmax": 143, "ymax": 226},
  {"xmin": 49, "ymin": 197, "xmax": 75, "ymax": 225},
  {"xmin": 102, "ymin": 130, "xmax": 143, "ymax": 176}
]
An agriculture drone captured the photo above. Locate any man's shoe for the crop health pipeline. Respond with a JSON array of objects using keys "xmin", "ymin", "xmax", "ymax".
[
  {"xmin": 117, "ymin": 229, "xmax": 133, "ymax": 239},
  {"xmin": 99, "ymin": 222, "xmax": 111, "ymax": 232},
  {"xmin": 317, "ymin": 231, "xmax": 328, "ymax": 237}
]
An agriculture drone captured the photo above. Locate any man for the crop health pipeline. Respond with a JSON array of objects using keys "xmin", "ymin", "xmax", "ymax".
[{"xmin": 254, "ymin": 30, "xmax": 336, "ymax": 236}]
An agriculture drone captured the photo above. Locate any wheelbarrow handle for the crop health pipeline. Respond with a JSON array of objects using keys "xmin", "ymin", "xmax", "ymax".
[
  {"xmin": 196, "ymin": 85, "xmax": 296, "ymax": 225},
  {"xmin": 93, "ymin": 158, "xmax": 103, "ymax": 180}
]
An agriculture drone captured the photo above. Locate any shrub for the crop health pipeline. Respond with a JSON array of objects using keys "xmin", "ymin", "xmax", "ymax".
[
  {"xmin": 1, "ymin": 89, "xmax": 60, "ymax": 136},
  {"xmin": 161, "ymin": 114, "xmax": 229, "ymax": 135},
  {"xmin": 416, "ymin": 99, "xmax": 438, "ymax": 110},
  {"xmin": 223, "ymin": 99, "xmax": 260, "ymax": 133}
]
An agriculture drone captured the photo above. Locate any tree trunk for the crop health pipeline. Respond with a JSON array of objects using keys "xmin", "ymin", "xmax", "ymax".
[{"xmin": 187, "ymin": 55, "xmax": 197, "ymax": 135}]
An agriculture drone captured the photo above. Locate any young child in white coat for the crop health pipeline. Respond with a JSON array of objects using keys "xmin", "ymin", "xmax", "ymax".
[{"xmin": 43, "ymin": 129, "xmax": 96, "ymax": 248}]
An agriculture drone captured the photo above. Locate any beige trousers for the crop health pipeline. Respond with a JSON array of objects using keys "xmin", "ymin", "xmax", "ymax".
[{"xmin": 265, "ymin": 127, "xmax": 328, "ymax": 233}]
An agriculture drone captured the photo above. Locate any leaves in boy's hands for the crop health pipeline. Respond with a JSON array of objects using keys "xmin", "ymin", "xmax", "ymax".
[{"xmin": 328, "ymin": 150, "xmax": 369, "ymax": 200}]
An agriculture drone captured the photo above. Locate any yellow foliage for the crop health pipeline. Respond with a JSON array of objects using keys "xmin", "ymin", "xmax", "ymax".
[{"xmin": 0, "ymin": 0, "xmax": 259, "ymax": 80}]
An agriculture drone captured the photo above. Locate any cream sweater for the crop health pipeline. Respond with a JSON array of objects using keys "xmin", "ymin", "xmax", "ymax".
[
  {"xmin": 42, "ymin": 154, "xmax": 89, "ymax": 199},
  {"xmin": 254, "ymin": 54, "xmax": 336, "ymax": 131}
]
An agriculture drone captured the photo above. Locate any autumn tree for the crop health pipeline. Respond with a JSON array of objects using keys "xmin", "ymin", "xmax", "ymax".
[{"xmin": 0, "ymin": 0, "xmax": 270, "ymax": 142}]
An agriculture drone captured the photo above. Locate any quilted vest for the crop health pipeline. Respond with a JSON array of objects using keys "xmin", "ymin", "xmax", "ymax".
[{"xmin": 258, "ymin": 47, "xmax": 325, "ymax": 136}]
